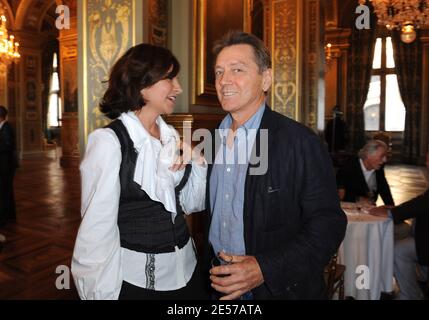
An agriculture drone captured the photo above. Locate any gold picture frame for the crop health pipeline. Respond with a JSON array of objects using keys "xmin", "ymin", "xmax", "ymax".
[{"xmin": 193, "ymin": 0, "xmax": 251, "ymax": 107}]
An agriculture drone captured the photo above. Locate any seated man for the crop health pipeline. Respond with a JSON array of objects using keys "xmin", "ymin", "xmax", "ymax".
[
  {"xmin": 369, "ymin": 150, "xmax": 429, "ymax": 300},
  {"xmin": 336, "ymin": 140, "xmax": 394, "ymax": 205}
]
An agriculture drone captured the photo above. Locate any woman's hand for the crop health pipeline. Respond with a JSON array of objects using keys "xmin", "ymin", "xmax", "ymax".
[
  {"xmin": 174, "ymin": 140, "xmax": 206, "ymax": 168},
  {"xmin": 169, "ymin": 145, "xmax": 187, "ymax": 172},
  {"xmin": 169, "ymin": 141, "xmax": 206, "ymax": 171}
]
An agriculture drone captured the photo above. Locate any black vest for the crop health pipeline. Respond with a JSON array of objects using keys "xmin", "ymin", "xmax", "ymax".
[{"xmin": 106, "ymin": 120, "xmax": 191, "ymax": 254}]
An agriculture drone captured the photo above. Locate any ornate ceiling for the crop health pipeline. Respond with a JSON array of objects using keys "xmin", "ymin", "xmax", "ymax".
[{"xmin": 1, "ymin": 0, "xmax": 60, "ymax": 33}]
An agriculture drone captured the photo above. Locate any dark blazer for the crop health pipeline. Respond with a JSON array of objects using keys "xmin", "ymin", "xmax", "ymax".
[
  {"xmin": 336, "ymin": 157, "xmax": 394, "ymax": 205},
  {"xmin": 0, "ymin": 121, "xmax": 17, "ymax": 222},
  {"xmin": 391, "ymin": 188, "xmax": 429, "ymax": 266},
  {"xmin": 0, "ymin": 121, "xmax": 17, "ymax": 173},
  {"xmin": 206, "ymin": 107, "xmax": 347, "ymax": 299}
]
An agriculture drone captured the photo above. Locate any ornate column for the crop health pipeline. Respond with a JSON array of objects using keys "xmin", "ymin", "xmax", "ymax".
[
  {"xmin": 14, "ymin": 32, "xmax": 46, "ymax": 157},
  {"xmin": 78, "ymin": 0, "xmax": 144, "ymax": 153},
  {"xmin": 59, "ymin": 2, "xmax": 79, "ymax": 167}
]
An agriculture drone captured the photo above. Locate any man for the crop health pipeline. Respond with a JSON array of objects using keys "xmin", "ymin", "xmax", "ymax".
[
  {"xmin": 324, "ymin": 105, "xmax": 349, "ymax": 153},
  {"xmin": 0, "ymin": 105, "xmax": 17, "ymax": 227},
  {"xmin": 369, "ymin": 150, "xmax": 429, "ymax": 300},
  {"xmin": 207, "ymin": 31, "xmax": 347, "ymax": 300},
  {"xmin": 336, "ymin": 140, "xmax": 394, "ymax": 205}
]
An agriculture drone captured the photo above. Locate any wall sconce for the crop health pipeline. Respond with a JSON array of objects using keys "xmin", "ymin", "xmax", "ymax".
[{"xmin": 325, "ymin": 43, "xmax": 333, "ymax": 70}]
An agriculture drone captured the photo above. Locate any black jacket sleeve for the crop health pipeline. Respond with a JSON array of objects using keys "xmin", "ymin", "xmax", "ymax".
[
  {"xmin": 391, "ymin": 188, "xmax": 429, "ymax": 224},
  {"xmin": 0, "ymin": 123, "xmax": 15, "ymax": 153}
]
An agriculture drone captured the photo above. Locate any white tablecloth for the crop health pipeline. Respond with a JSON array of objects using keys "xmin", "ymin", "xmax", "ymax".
[{"xmin": 337, "ymin": 203, "xmax": 394, "ymax": 300}]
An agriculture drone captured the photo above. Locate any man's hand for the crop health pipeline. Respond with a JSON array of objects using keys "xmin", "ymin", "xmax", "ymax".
[
  {"xmin": 369, "ymin": 206, "xmax": 389, "ymax": 217},
  {"xmin": 209, "ymin": 252, "xmax": 264, "ymax": 300},
  {"xmin": 357, "ymin": 196, "xmax": 375, "ymax": 206}
]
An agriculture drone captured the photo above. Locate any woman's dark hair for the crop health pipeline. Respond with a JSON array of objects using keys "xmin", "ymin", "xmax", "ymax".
[{"xmin": 99, "ymin": 44, "xmax": 180, "ymax": 119}]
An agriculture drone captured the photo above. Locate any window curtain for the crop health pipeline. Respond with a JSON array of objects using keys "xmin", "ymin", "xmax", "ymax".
[
  {"xmin": 345, "ymin": 10, "xmax": 377, "ymax": 152},
  {"xmin": 392, "ymin": 31, "xmax": 422, "ymax": 164}
]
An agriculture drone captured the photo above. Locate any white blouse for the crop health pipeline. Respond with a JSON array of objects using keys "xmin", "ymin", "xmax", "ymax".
[{"xmin": 71, "ymin": 112, "xmax": 207, "ymax": 300}]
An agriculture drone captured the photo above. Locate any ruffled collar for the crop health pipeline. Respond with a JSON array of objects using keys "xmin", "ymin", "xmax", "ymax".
[{"xmin": 118, "ymin": 111, "xmax": 185, "ymax": 222}]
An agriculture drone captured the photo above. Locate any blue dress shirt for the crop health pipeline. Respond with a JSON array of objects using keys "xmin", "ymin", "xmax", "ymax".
[{"xmin": 209, "ymin": 104, "xmax": 266, "ymax": 257}]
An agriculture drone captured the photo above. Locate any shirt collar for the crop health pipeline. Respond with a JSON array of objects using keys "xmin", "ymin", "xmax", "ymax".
[
  {"xmin": 359, "ymin": 158, "xmax": 375, "ymax": 175},
  {"xmin": 218, "ymin": 103, "xmax": 266, "ymax": 139},
  {"xmin": 0, "ymin": 120, "xmax": 5, "ymax": 130},
  {"xmin": 118, "ymin": 111, "xmax": 178, "ymax": 150},
  {"xmin": 118, "ymin": 111, "xmax": 182, "ymax": 222}
]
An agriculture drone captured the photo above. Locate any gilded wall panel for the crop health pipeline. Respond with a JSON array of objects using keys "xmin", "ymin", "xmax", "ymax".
[
  {"xmin": 270, "ymin": 0, "xmax": 300, "ymax": 119},
  {"xmin": 80, "ymin": 0, "xmax": 143, "ymax": 150},
  {"xmin": 82, "ymin": 0, "xmax": 134, "ymax": 138}
]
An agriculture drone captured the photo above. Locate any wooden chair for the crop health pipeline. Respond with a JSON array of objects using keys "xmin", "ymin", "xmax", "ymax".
[{"xmin": 325, "ymin": 253, "xmax": 346, "ymax": 300}]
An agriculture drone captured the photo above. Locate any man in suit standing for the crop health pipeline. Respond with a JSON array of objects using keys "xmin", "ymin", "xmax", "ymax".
[
  {"xmin": 207, "ymin": 31, "xmax": 347, "ymax": 300},
  {"xmin": 370, "ymin": 150, "xmax": 429, "ymax": 300},
  {"xmin": 336, "ymin": 140, "xmax": 394, "ymax": 205},
  {"xmin": 0, "ymin": 105, "xmax": 17, "ymax": 227},
  {"xmin": 324, "ymin": 105, "xmax": 349, "ymax": 153}
]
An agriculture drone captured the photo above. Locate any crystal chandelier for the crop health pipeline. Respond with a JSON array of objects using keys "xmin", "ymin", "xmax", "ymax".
[
  {"xmin": 360, "ymin": 0, "xmax": 429, "ymax": 43},
  {"xmin": 0, "ymin": 13, "xmax": 20, "ymax": 62}
]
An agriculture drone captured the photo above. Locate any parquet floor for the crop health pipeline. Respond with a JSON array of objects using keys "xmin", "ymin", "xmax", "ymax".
[
  {"xmin": 383, "ymin": 164, "xmax": 429, "ymax": 205},
  {"xmin": 0, "ymin": 150, "xmax": 80, "ymax": 299},
  {"xmin": 0, "ymin": 149, "xmax": 427, "ymax": 299}
]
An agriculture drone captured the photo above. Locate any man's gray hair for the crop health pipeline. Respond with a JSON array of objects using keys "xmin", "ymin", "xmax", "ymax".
[
  {"xmin": 212, "ymin": 31, "xmax": 271, "ymax": 73},
  {"xmin": 358, "ymin": 140, "xmax": 388, "ymax": 160}
]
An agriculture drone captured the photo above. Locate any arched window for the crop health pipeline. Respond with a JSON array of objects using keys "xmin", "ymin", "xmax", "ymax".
[
  {"xmin": 363, "ymin": 36, "xmax": 405, "ymax": 132},
  {"xmin": 47, "ymin": 53, "xmax": 61, "ymax": 128}
]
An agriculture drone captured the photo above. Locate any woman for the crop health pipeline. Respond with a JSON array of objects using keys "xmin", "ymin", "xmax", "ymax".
[{"xmin": 71, "ymin": 44, "xmax": 208, "ymax": 300}]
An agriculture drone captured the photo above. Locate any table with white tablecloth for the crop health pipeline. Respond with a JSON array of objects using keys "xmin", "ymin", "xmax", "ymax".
[{"xmin": 338, "ymin": 203, "xmax": 394, "ymax": 300}]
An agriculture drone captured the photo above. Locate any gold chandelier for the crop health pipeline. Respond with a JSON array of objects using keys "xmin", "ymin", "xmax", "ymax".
[
  {"xmin": 360, "ymin": 0, "xmax": 429, "ymax": 43},
  {"xmin": 0, "ymin": 13, "xmax": 20, "ymax": 62}
]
